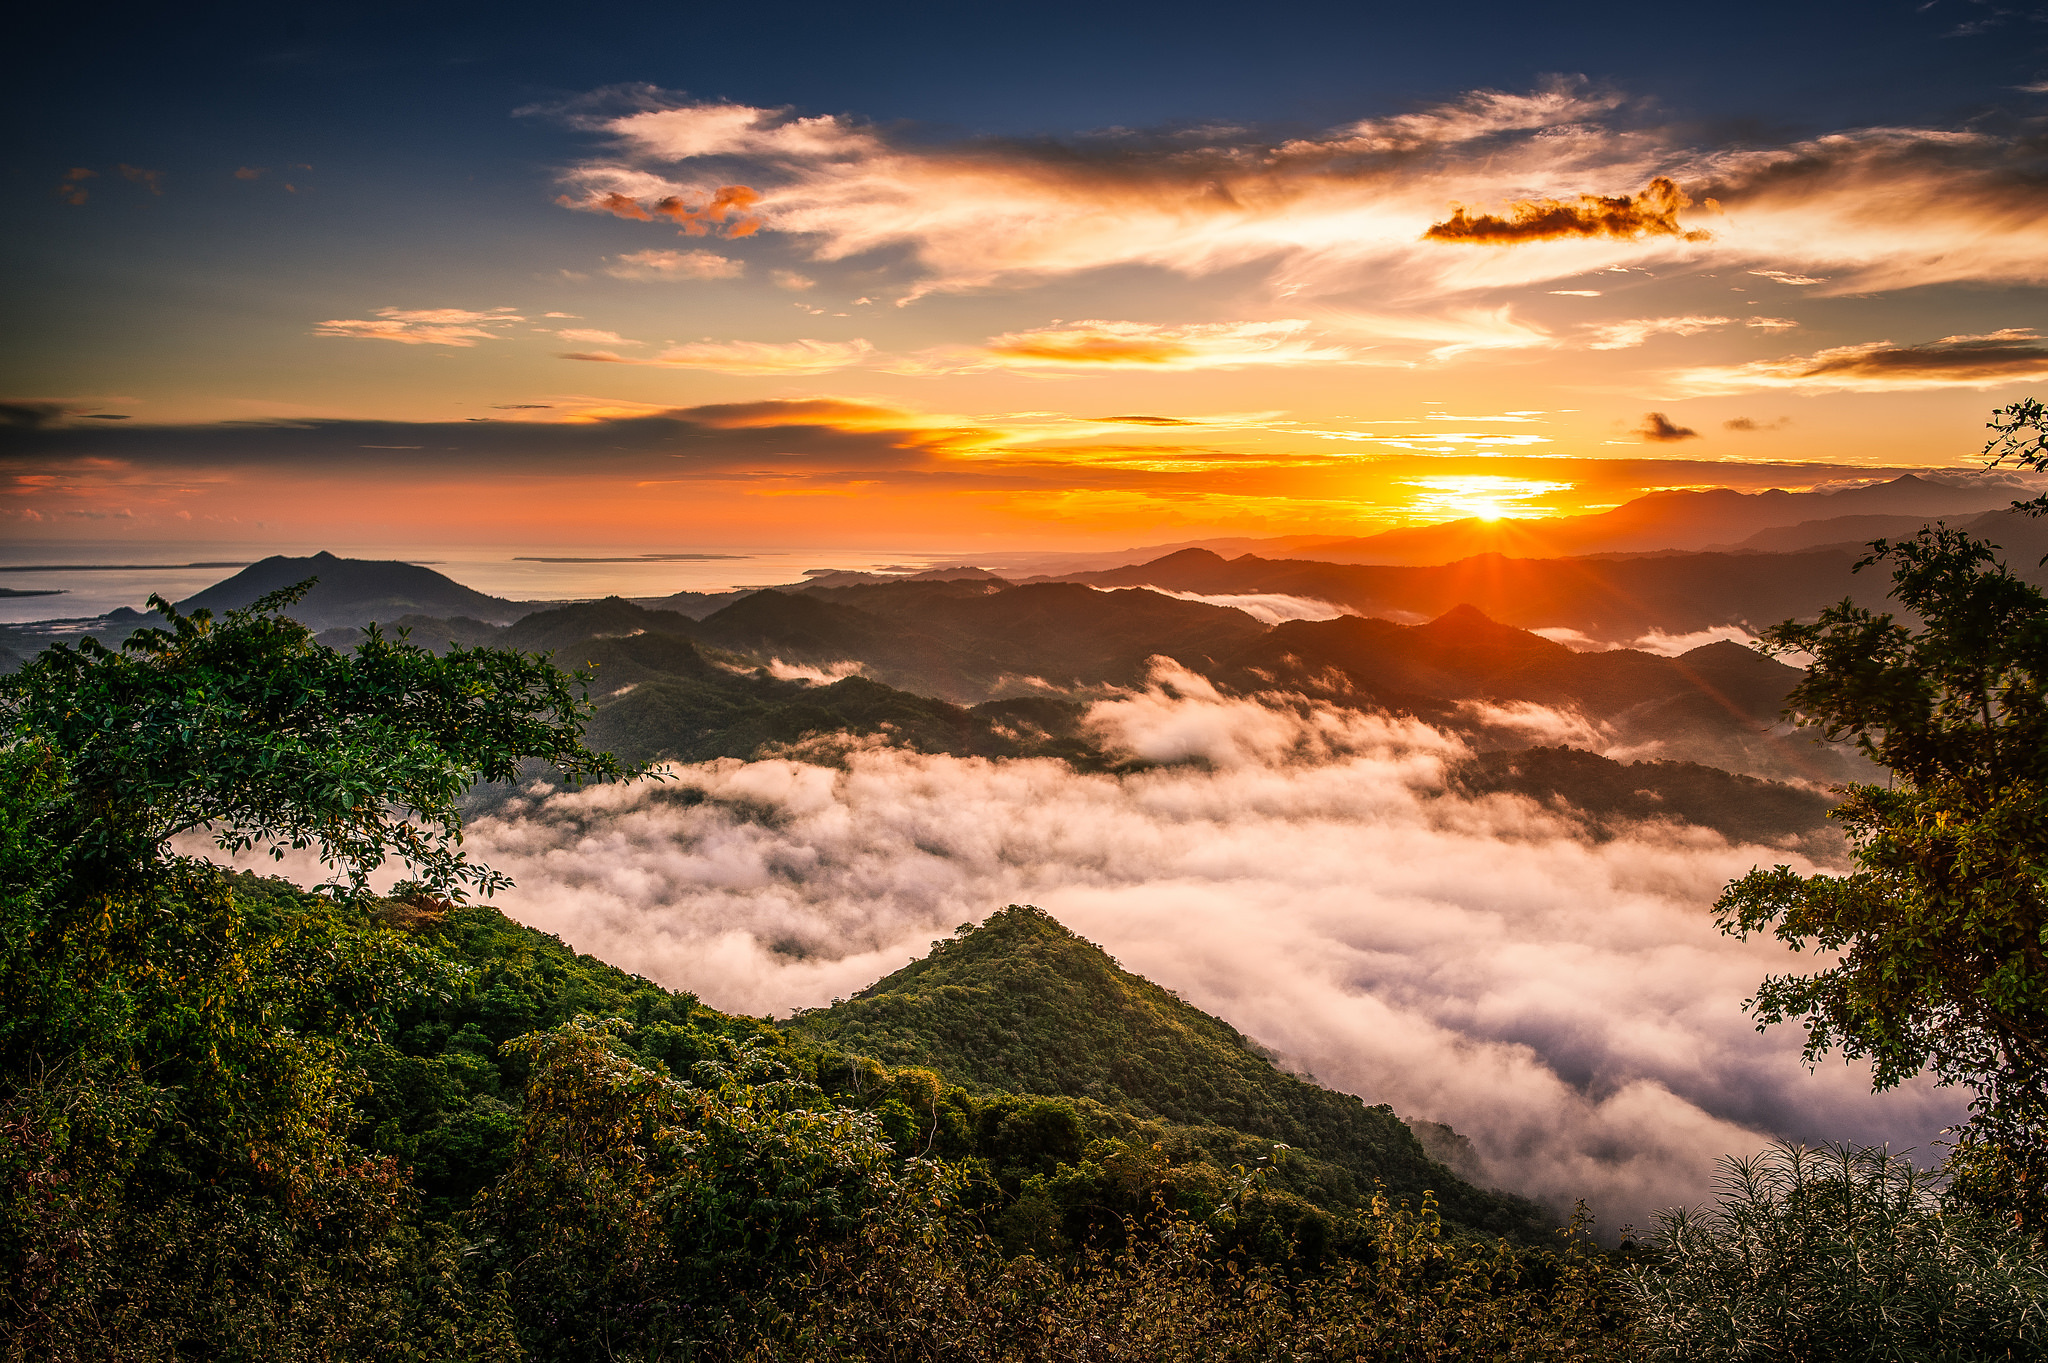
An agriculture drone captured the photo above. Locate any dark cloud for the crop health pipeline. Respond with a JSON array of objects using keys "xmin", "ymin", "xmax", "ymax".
[
  {"xmin": 0, "ymin": 401, "xmax": 74, "ymax": 429},
  {"xmin": 1635, "ymin": 412, "xmax": 1701, "ymax": 442},
  {"xmin": 1723, "ymin": 417, "xmax": 1789, "ymax": 432},
  {"xmin": 1089, "ymin": 415, "xmax": 1203, "ymax": 426},
  {"xmin": 1799, "ymin": 330, "xmax": 2048, "ymax": 382},
  {"xmin": 1424, "ymin": 177, "xmax": 1710, "ymax": 245}
]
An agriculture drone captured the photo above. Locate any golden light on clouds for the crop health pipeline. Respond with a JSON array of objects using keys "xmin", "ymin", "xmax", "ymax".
[{"xmin": 1402, "ymin": 475, "xmax": 1574, "ymax": 522}]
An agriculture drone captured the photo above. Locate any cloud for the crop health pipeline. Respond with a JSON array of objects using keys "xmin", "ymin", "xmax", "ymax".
[
  {"xmin": 563, "ymin": 338, "xmax": 874, "ymax": 375},
  {"xmin": 564, "ymin": 183, "xmax": 764, "ymax": 237},
  {"xmin": 1109, "ymin": 585, "xmax": 1353, "ymax": 626},
  {"xmin": 1425, "ymin": 177, "xmax": 1709, "ymax": 245},
  {"xmin": 603, "ymin": 248, "xmax": 744, "ymax": 280},
  {"xmin": 1453, "ymin": 699, "xmax": 1614, "ymax": 750},
  {"xmin": 762, "ymin": 658, "xmax": 867, "ymax": 684},
  {"xmin": 53, "ymin": 167, "xmax": 98, "ymax": 205},
  {"xmin": 1322, "ymin": 307, "xmax": 1556, "ymax": 361},
  {"xmin": 547, "ymin": 87, "xmax": 2048, "ymax": 305},
  {"xmin": 1746, "ymin": 317, "xmax": 1799, "ymax": 331},
  {"xmin": 970, "ymin": 319, "xmax": 1354, "ymax": 371},
  {"xmin": 1722, "ymin": 416, "xmax": 1789, "ymax": 432},
  {"xmin": 1585, "ymin": 315, "xmax": 1734, "ymax": 351},
  {"xmin": 1668, "ymin": 329, "xmax": 2048, "ymax": 394},
  {"xmin": 770, "ymin": 270, "xmax": 816, "ymax": 291},
  {"xmin": 1634, "ymin": 412, "xmax": 1700, "ymax": 442},
  {"xmin": 117, "ymin": 164, "xmax": 164, "ymax": 195},
  {"xmin": 554, "ymin": 328, "xmax": 640, "ymax": 346},
  {"xmin": 1748, "ymin": 269, "xmax": 1825, "ymax": 286},
  {"xmin": 234, "ymin": 166, "xmax": 265, "ymax": 181},
  {"xmin": 312, "ymin": 306, "xmax": 526, "ymax": 346},
  {"xmin": 1549, "ymin": 289, "xmax": 1602, "ymax": 296},
  {"xmin": 209, "ymin": 666, "xmax": 1954, "ymax": 1227},
  {"xmin": 1, "ymin": 401, "xmax": 77, "ymax": 429}
]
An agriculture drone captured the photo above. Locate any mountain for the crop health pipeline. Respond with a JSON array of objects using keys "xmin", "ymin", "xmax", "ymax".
[
  {"xmin": 692, "ymin": 581, "xmax": 1270, "ymax": 703},
  {"xmin": 1059, "ymin": 545, "xmax": 1909, "ymax": 642},
  {"xmin": 789, "ymin": 903, "xmax": 1546, "ymax": 1238},
  {"xmin": 320, "ymin": 597, "xmax": 1111, "ymax": 773},
  {"xmin": 1287, "ymin": 476, "xmax": 2012, "ymax": 565},
  {"xmin": 1444, "ymin": 746, "xmax": 1840, "ymax": 855},
  {"xmin": 176, "ymin": 551, "xmax": 521, "ymax": 630},
  {"xmin": 1217, "ymin": 606, "xmax": 1865, "ymax": 783}
]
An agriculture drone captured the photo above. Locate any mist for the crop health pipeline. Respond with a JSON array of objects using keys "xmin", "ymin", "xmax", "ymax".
[{"xmin": 428, "ymin": 664, "xmax": 1960, "ymax": 1228}]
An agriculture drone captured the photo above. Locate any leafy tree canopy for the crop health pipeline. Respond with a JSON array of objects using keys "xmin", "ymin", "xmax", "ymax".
[
  {"xmin": 3, "ymin": 584, "xmax": 621, "ymax": 903},
  {"xmin": 1718, "ymin": 400, "xmax": 2048, "ymax": 1222}
]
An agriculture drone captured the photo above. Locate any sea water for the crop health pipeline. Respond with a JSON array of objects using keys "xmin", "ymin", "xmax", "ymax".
[{"xmin": 0, "ymin": 541, "xmax": 969, "ymax": 626}]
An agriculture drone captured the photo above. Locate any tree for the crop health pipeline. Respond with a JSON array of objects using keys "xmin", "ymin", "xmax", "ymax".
[
  {"xmin": 1716, "ymin": 400, "xmax": 2048, "ymax": 1224},
  {"xmin": 0, "ymin": 585, "xmax": 620, "ymax": 1360}
]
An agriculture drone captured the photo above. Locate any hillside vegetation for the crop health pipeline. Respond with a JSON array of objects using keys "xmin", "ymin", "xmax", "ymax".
[{"xmin": 791, "ymin": 905, "xmax": 1546, "ymax": 1239}]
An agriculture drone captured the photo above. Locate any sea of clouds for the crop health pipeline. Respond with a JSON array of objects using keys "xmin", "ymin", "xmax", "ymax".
[{"xmin": 421, "ymin": 663, "xmax": 1960, "ymax": 1230}]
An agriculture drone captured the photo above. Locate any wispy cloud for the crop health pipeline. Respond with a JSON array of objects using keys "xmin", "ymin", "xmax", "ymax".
[
  {"xmin": 603, "ymin": 248, "xmax": 744, "ymax": 280},
  {"xmin": 313, "ymin": 306, "xmax": 526, "ymax": 346},
  {"xmin": 554, "ymin": 328, "xmax": 640, "ymax": 346},
  {"xmin": 563, "ymin": 337, "xmax": 874, "ymax": 375},
  {"xmin": 549, "ymin": 84, "xmax": 2048, "ymax": 302},
  {"xmin": 1585, "ymin": 315, "xmax": 1733, "ymax": 350},
  {"xmin": 1668, "ymin": 329, "xmax": 2048, "ymax": 394},
  {"xmin": 969, "ymin": 319, "xmax": 1354, "ymax": 371},
  {"xmin": 1323, "ymin": 307, "xmax": 1556, "ymax": 361}
]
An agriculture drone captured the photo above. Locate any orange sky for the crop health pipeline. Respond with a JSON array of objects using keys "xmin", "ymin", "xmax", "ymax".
[{"xmin": 9, "ymin": 85, "xmax": 2048, "ymax": 551}]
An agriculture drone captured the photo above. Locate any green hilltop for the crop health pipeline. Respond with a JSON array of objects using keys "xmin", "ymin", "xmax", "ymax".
[{"xmin": 789, "ymin": 903, "xmax": 1546, "ymax": 1238}]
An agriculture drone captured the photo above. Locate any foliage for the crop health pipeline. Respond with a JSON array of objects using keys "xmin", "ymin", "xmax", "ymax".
[
  {"xmin": 1985, "ymin": 398, "xmax": 2048, "ymax": 491},
  {"xmin": 1716, "ymin": 517, "xmax": 2048, "ymax": 1221},
  {"xmin": 759, "ymin": 1190, "xmax": 1627, "ymax": 1361},
  {"xmin": 0, "ymin": 588, "xmax": 617, "ymax": 1361},
  {"xmin": 2, "ymin": 585, "xmax": 619, "ymax": 901},
  {"xmin": 1626, "ymin": 1142, "xmax": 2048, "ymax": 1362},
  {"xmin": 791, "ymin": 905, "xmax": 1549, "ymax": 1240}
]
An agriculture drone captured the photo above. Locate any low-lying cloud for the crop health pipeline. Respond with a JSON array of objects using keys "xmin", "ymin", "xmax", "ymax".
[
  {"xmin": 353, "ymin": 666, "xmax": 1959, "ymax": 1229},
  {"xmin": 1118, "ymin": 584, "xmax": 1353, "ymax": 625}
]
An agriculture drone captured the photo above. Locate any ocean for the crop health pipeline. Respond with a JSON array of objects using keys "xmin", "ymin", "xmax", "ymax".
[{"xmin": 0, "ymin": 541, "xmax": 967, "ymax": 626}]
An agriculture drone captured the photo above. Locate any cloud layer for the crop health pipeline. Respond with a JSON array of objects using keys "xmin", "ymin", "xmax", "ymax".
[
  {"xmin": 555, "ymin": 85, "xmax": 2048, "ymax": 302},
  {"xmin": 415, "ymin": 670, "xmax": 1959, "ymax": 1228}
]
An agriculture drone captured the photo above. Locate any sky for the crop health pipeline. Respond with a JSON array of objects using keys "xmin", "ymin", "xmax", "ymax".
[{"xmin": 6, "ymin": 0, "xmax": 2048, "ymax": 552}]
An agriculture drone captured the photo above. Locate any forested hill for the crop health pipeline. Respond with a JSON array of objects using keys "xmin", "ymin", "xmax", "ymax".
[{"xmin": 789, "ymin": 905, "xmax": 1546, "ymax": 1238}]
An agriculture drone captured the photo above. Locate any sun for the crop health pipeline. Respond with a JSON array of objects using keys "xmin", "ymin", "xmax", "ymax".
[{"xmin": 1402, "ymin": 476, "xmax": 1573, "ymax": 523}]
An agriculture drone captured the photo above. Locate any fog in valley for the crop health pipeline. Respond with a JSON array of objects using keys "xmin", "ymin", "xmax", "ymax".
[{"xmin": 393, "ymin": 663, "xmax": 1963, "ymax": 1229}]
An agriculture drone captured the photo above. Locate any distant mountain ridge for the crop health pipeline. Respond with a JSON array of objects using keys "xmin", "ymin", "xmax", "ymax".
[
  {"xmin": 1182, "ymin": 475, "xmax": 2020, "ymax": 567},
  {"xmin": 176, "ymin": 551, "xmax": 522, "ymax": 630}
]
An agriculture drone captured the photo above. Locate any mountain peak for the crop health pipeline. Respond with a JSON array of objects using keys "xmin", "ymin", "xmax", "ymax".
[{"xmin": 793, "ymin": 904, "xmax": 1545, "ymax": 1237}]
